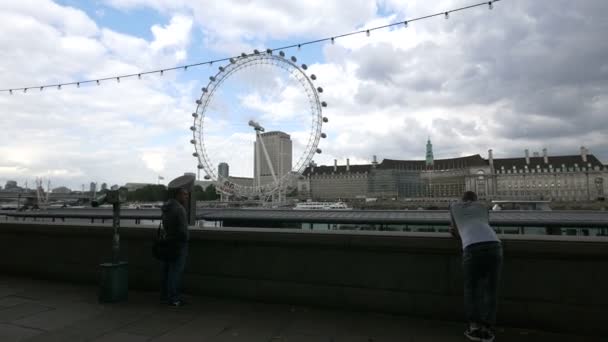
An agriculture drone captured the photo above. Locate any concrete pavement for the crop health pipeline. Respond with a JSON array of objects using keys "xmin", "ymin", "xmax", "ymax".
[{"xmin": 0, "ymin": 276, "xmax": 601, "ymax": 342}]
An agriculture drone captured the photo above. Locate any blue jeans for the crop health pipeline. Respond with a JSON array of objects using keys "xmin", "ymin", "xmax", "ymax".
[
  {"xmin": 161, "ymin": 242, "xmax": 188, "ymax": 303},
  {"xmin": 462, "ymin": 241, "xmax": 503, "ymax": 327}
]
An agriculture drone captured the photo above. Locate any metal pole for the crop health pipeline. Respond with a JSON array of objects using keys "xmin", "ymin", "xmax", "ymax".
[{"xmin": 112, "ymin": 202, "xmax": 120, "ymax": 264}]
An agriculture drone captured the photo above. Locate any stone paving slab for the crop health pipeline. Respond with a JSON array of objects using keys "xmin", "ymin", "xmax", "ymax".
[
  {"xmin": 0, "ymin": 276, "xmax": 604, "ymax": 342},
  {"xmin": 0, "ymin": 323, "xmax": 43, "ymax": 342}
]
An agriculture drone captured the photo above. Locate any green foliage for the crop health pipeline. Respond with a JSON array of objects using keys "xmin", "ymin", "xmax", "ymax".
[
  {"xmin": 126, "ymin": 185, "xmax": 168, "ymax": 202},
  {"xmin": 124, "ymin": 184, "xmax": 219, "ymax": 203},
  {"xmin": 193, "ymin": 184, "xmax": 219, "ymax": 201}
]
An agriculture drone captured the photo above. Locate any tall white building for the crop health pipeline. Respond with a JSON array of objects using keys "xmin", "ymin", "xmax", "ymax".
[
  {"xmin": 253, "ymin": 131, "xmax": 292, "ymax": 187},
  {"xmin": 218, "ymin": 162, "xmax": 229, "ymax": 179}
]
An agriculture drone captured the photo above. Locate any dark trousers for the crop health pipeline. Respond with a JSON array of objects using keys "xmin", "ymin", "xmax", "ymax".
[
  {"xmin": 462, "ymin": 241, "xmax": 503, "ymax": 327},
  {"xmin": 161, "ymin": 243, "xmax": 188, "ymax": 303}
]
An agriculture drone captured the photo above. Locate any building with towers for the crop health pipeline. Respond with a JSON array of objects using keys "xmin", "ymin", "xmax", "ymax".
[{"xmin": 300, "ymin": 140, "xmax": 607, "ymax": 202}]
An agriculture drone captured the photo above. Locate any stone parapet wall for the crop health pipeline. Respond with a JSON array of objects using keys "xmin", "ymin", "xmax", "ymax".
[{"xmin": 0, "ymin": 222, "xmax": 606, "ymax": 336}]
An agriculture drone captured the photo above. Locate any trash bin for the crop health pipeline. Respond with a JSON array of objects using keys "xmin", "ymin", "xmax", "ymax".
[{"xmin": 99, "ymin": 261, "xmax": 128, "ymax": 303}]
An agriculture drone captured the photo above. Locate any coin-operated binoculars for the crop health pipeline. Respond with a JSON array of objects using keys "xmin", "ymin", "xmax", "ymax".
[{"xmin": 93, "ymin": 188, "xmax": 129, "ymax": 303}]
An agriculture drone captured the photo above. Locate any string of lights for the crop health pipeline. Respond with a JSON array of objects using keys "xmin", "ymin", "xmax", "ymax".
[{"xmin": 0, "ymin": 0, "xmax": 501, "ymax": 94}]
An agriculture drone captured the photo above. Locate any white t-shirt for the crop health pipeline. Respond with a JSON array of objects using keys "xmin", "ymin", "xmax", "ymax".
[{"xmin": 449, "ymin": 201, "xmax": 500, "ymax": 250}]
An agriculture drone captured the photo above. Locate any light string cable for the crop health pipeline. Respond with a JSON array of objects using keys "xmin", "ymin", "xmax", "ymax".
[{"xmin": 0, "ymin": 0, "xmax": 501, "ymax": 94}]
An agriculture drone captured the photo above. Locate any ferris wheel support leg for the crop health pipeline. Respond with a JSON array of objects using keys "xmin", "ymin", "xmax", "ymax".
[
  {"xmin": 255, "ymin": 134, "xmax": 262, "ymax": 189},
  {"xmin": 257, "ymin": 131, "xmax": 279, "ymax": 184}
]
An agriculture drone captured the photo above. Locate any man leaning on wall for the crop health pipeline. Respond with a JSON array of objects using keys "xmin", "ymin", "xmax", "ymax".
[{"xmin": 449, "ymin": 191, "xmax": 503, "ymax": 342}]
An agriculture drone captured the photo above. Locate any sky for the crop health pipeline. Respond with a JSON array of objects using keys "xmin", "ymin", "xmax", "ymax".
[{"xmin": 1, "ymin": 0, "xmax": 607, "ymax": 190}]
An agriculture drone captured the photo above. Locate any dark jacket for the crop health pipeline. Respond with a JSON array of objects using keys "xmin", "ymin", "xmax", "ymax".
[{"xmin": 161, "ymin": 199, "xmax": 189, "ymax": 242}]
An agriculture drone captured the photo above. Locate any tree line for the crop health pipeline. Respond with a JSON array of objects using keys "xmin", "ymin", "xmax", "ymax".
[{"xmin": 99, "ymin": 184, "xmax": 219, "ymax": 202}]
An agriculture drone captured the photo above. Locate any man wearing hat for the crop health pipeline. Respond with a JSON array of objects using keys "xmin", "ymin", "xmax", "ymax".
[{"xmin": 160, "ymin": 175, "xmax": 194, "ymax": 306}]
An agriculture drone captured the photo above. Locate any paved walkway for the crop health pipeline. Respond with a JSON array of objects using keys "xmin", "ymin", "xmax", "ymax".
[{"xmin": 0, "ymin": 276, "xmax": 601, "ymax": 342}]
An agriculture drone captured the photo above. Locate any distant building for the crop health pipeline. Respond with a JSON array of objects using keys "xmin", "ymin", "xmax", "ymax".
[
  {"xmin": 302, "ymin": 144, "xmax": 607, "ymax": 202},
  {"xmin": 218, "ymin": 163, "xmax": 229, "ymax": 179},
  {"xmin": 51, "ymin": 186, "xmax": 71, "ymax": 194},
  {"xmin": 228, "ymin": 176, "xmax": 253, "ymax": 187},
  {"xmin": 89, "ymin": 182, "xmax": 97, "ymax": 194},
  {"xmin": 101, "ymin": 183, "xmax": 108, "ymax": 191},
  {"xmin": 253, "ymin": 131, "xmax": 292, "ymax": 187},
  {"xmin": 490, "ymin": 147, "xmax": 606, "ymax": 201}
]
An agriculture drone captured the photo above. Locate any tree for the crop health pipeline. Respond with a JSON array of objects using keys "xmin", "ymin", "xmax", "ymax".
[{"xmin": 126, "ymin": 185, "xmax": 168, "ymax": 202}]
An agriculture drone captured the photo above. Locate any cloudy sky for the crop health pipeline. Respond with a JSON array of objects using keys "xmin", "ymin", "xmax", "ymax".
[{"xmin": 1, "ymin": 0, "xmax": 607, "ymax": 190}]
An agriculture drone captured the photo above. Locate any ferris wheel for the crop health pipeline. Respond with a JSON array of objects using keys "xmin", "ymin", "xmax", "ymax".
[{"xmin": 189, "ymin": 50, "xmax": 328, "ymax": 199}]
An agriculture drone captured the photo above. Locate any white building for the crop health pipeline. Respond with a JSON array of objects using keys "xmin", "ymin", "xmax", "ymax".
[
  {"xmin": 218, "ymin": 163, "xmax": 229, "ymax": 179},
  {"xmin": 302, "ymin": 146, "xmax": 607, "ymax": 203},
  {"xmin": 253, "ymin": 131, "xmax": 292, "ymax": 187}
]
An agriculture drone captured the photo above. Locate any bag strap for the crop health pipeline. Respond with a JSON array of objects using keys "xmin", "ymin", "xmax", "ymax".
[{"xmin": 157, "ymin": 213, "xmax": 165, "ymax": 239}]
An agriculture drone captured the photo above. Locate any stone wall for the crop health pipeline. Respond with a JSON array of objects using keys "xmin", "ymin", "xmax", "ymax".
[{"xmin": 0, "ymin": 222, "xmax": 606, "ymax": 336}]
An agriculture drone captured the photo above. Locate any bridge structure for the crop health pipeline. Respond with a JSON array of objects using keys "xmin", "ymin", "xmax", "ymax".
[{"xmin": 1, "ymin": 208, "xmax": 607, "ymax": 235}]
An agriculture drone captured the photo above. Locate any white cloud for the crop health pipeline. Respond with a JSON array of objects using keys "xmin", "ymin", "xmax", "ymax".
[
  {"xmin": 0, "ymin": 2, "xmax": 196, "ymax": 190},
  {"xmin": 2, "ymin": 0, "xmax": 607, "ymax": 191},
  {"xmin": 105, "ymin": 0, "xmax": 379, "ymax": 54}
]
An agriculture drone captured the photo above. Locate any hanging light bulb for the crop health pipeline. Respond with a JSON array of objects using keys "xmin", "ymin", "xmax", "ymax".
[
  {"xmin": 57, "ymin": 85, "xmax": 61, "ymax": 90},
  {"xmin": 96, "ymin": 80, "xmax": 100, "ymax": 85},
  {"xmin": 331, "ymin": 37, "xmax": 335, "ymax": 45},
  {"xmin": 23, "ymin": 88, "xmax": 27, "ymax": 93},
  {"xmin": 137, "ymin": 74, "xmax": 142, "ymax": 79},
  {"xmin": 160, "ymin": 70, "xmax": 164, "ymax": 76},
  {"xmin": 297, "ymin": 44, "xmax": 301, "ymax": 51},
  {"xmin": 445, "ymin": 12, "xmax": 449, "ymax": 19},
  {"xmin": 116, "ymin": 77, "xmax": 120, "ymax": 83},
  {"xmin": 184, "ymin": 65, "xmax": 188, "ymax": 71},
  {"xmin": 77, "ymin": 82, "xmax": 80, "ymax": 88},
  {"xmin": 404, "ymin": 21, "xmax": 408, "ymax": 28},
  {"xmin": 366, "ymin": 29, "xmax": 370, "ymax": 37},
  {"xmin": 488, "ymin": 1, "xmax": 493, "ymax": 10},
  {"xmin": 9, "ymin": 89, "xmax": 13, "ymax": 95},
  {"xmin": 40, "ymin": 86, "xmax": 43, "ymax": 91}
]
